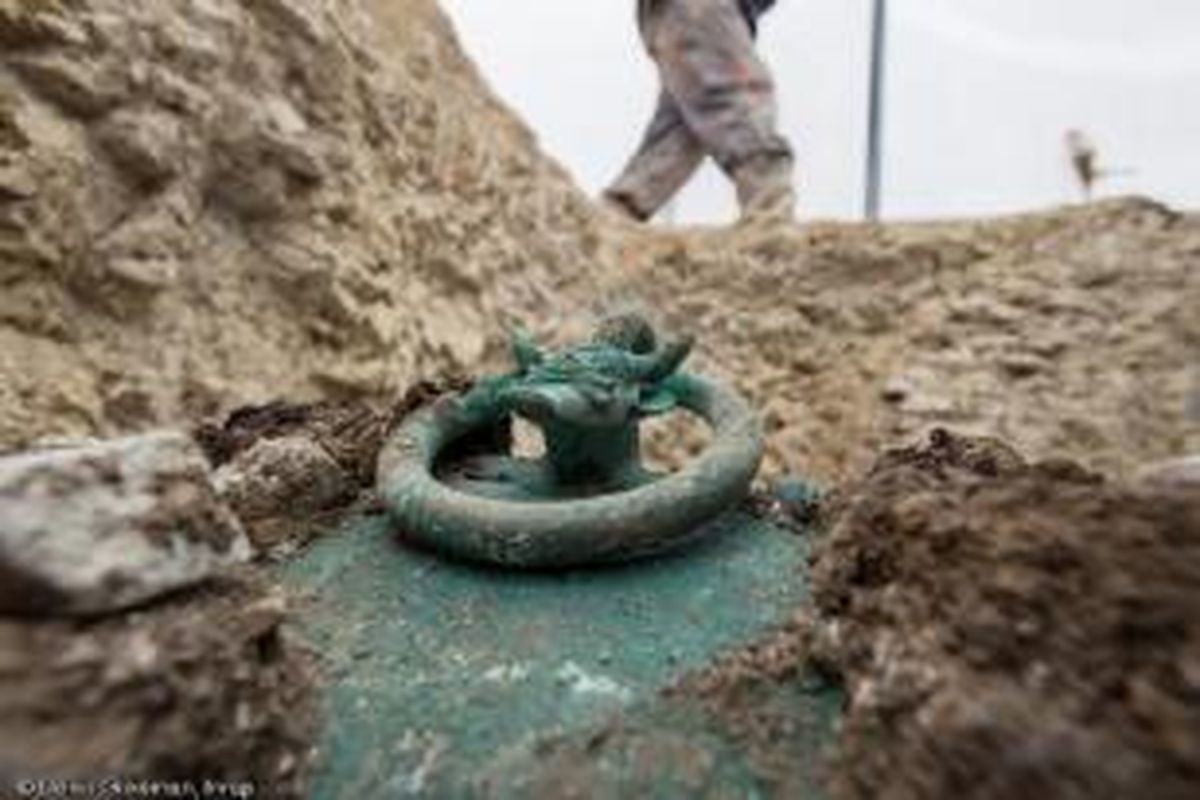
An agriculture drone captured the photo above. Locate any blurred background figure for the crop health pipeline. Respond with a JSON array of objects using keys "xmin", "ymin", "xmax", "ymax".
[
  {"xmin": 1065, "ymin": 128, "xmax": 1099, "ymax": 200},
  {"xmin": 603, "ymin": 0, "xmax": 794, "ymax": 224},
  {"xmin": 447, "ymin": 0, "xmax": 1200, "ymax": 222},
  {"xmin": 1065, "ymin": 128, "xmax": 1136, "ymax": 202}
]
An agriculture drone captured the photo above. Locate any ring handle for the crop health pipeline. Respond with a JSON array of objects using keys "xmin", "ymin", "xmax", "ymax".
[{"xmin": 377, "ymin": 373, "xmax": 764, "ymax": 568}]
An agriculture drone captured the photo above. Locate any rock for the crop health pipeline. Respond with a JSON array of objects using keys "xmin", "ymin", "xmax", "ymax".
[
  {"xmin": 261, "ymin": 94, "xmax": 309, "ymax": 137},
  {"xmin": 8, "ymin": 54, "xmax": 126, "ymax": 118},
  {"xmin": 879, "ymin": 369, "xmax": 958, "ymax": 417},
  {"xmin": 206, "ymin": 99, "xmax": 326, "ymax": 219},
  {"xmin": 238, "ymin": 586, "xmax": 289, "ymax": 639},
  {"xmin": 0, "ymin": 162, "xmax": 37, "ymax": 200},
  {"xmin": 145, "ymin": 66, "xmax": 214, "ymax": 117},
  {"xmin": 90, "ymin": 196, "xmax": 195, "ymax": 299},
  {"xmin": 0, "ymin": 572, "xmax": 317, "ymax": 791},
  {"xmin": 251, "ymin": 0, "xmax": 328, "ymax": 45},
  {"xmin": 0, "ymin": 1, "xmax": 88, "ymax": 49},
  {"xmin": 0, "ymin": 432, "xmax": 250, "ymax": 617},
  {"xmin": 194, "ymin": 398, "xmax": 399, "ymax": 485},
  {"xmin": 880, "ymin": 376, "xmax": 910, "ymax": 404},
  {"xmin": 95, "ymin": 107, "xmax": 187, "ymax": 186},
  {"xmin": 1135, "ymin": 455, "xmax": 1200, "ymax": 490},
  {"xmin": 104, "ymin": 255, "xmax": 180, "ymax": 292},
  {"xmin": 213, "ymin": 435, "xmax": 352, "ymax": 550}
]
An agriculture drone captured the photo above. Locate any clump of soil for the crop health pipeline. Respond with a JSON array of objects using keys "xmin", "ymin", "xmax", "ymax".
[
  {"xmin": 654, "ymin": 430, "xmax": 1200, "ymax": 799},
  {"xmin": 0, "ymin": 569, "xmax": 318, "ymax": 794},
  {"xmin": 193, "ymin": 377, "xmax": 470, "ymax": 552},
  {"xmin": 194, "ymin": 378, "xmax": 471, "ymax": 479},
  {"xmin": 806, "ymin": 429, "xmax": 1200, "ymax": 800}
]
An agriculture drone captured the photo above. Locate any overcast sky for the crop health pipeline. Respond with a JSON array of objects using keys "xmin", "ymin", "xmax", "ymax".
[{"xmin": 444, "ymin": 0, "xmax": 1200, "ymax": 223}]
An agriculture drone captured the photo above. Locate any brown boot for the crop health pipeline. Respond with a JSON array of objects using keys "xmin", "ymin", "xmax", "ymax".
[
  {"xmin": 599, "ymin": 191, "xmax": 650, "ymax": 225},
  {"xmin": 733, "ymin": 153, "xmax": 796, "ymax": 223}
]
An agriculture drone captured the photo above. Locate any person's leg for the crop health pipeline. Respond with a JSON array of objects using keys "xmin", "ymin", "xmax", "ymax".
[
  {"xmin": 604, "ymin": 91, "xmax": 706, "ymax": 221},
  {"xmin": 649, "ymin": 0, "xmax": 795, "ymax": 220}
]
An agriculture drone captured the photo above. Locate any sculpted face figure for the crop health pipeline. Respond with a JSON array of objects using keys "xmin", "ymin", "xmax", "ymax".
[
  {"xmin": 492, "ymin": 314, "xmax": 694, "ymax": 486},
  {"xmin": 503, "ymin": 315, "xmax": 693, "ymax": 430}
]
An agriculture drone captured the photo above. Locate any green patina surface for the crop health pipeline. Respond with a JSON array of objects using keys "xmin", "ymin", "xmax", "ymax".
[
  {"xmin": 281, "ymin": 511, "xmax": 840, "ymax": 799},
  {"xmin": 468, "ymin": 315, "xmax": 697, "ymax": 491}
]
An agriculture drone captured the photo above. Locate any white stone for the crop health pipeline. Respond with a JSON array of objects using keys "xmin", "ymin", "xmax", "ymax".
[
  {"xmin": 1135, "ymin": 455, "xmax": 1200, "ymax": 491},
  {"xmin": 0, "ymin": 431, "xmax": 250, "ymax": 617},
  {"xmin": 213, "ymin": 434, "xmax": 350, "ymax": 524}
]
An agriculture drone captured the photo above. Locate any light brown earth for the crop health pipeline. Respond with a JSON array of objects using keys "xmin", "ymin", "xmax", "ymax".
[
  {"xmin": 2, "ymin": 0, "xmax": 1197, "ymax": 483},
  {"xmin": 0, "ymin": 0, "xmax": 600, "ymax": 451},
  {"xmin": 617, "ymin": 201, "xmax": 1200, "ymax": 482}
]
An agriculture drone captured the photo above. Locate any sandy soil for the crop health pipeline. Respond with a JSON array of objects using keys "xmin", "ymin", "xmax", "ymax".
[
  {"xmin": 608, "ymin": 199, "xmax": 1200, "ymax": 484},
  {"xmin": 807, "ymin": 429, "xmax": 1200, "ymax": 799},
  {"xmin": 0, "ymin": 569, "xmax": 318, "ymax": 795}
]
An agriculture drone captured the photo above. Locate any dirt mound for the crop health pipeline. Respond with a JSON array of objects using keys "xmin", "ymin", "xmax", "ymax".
[
  {"xmin": 611, "ymin": 199, "xmax": 1200, "ymax": 482},
  {"xmin": 0, "ymin": 0, "xmax": 601, "ymax": 451},
  {"xmin": 805, "ymin": 430, "xmax": 1200, "ymax": 800},
  {"xmin": 3, "ymin": 0, "xmax": 1196, "ymax": 491},
  {"xmin": 0, "ymin": 569, "xmax": 317, "ymax": 793}
]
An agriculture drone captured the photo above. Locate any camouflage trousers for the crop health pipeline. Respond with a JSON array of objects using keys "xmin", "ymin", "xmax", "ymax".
[{"xmin": 606, "ymin": 0, "xmax": 794, "ymax": 220}]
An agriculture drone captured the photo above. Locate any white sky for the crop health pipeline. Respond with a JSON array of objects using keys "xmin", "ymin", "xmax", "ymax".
[{"xmin": 444, "ymin": 0, "xmax": 1200, "ymax": 222}]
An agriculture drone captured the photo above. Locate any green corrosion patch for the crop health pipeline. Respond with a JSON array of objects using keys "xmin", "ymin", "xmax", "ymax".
[{"xmin": 281, "ymin": 511, "xmax": 839, "ymax": 798}]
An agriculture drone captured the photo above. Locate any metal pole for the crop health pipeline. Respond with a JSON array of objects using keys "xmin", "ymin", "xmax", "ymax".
[{"xmin": 864, "ymin": 0, "xmax": 888, "ymax": 220}]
